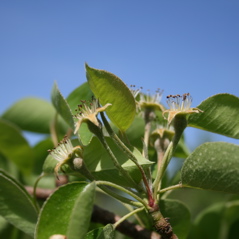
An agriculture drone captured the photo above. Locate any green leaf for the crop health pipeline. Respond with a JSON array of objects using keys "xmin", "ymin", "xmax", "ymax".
[
  {"xmin": 85, "ymin": 224, "xmax": 115, "ymax": 239},
  {"xmin": 78, "ymin": 123, "xmax": 94, "ymax": 146},
  {"xmin": 1, "ymin": 98, "xmax": 67, "ymax": 134},
  {"xmin": 181, "ymin": 142, "xmax": 239, "ymax": 193},
  {"xmin": 32, "ymin": 138, "xmax": 54, "ymax": 175},
  {"xmin": 188, "ymin": 93, "xmax": 239, "ymax": 139},
  {"xmin": 0, "ymin": 119, "xmax": 34, "ymax": 175},
  {"xmin": 0, "ymin": 169, "xmax": 38, "ymax": 237},
  {"xmin": 85, "ymin": 64, "xmax": 136, "ymax": 131},
  {"xmin": 35, "ymin": 182, "xmax": 95, "ymax": 239},
  {"xmin": 160, "ymin": 199, "xmax": 191, "ymax": 239},
  {"xmin": 83, "ymin": 137, "xmax": 153, "ymax": 187},
  {"xmin": 51, "ymin": 82, "xmax": 75, "ymax": 129}
]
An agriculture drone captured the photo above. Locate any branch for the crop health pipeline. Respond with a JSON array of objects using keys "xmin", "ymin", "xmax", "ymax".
[{"xmin": 25, "ymin": 186, "xmax": 160, "ymax": 239}]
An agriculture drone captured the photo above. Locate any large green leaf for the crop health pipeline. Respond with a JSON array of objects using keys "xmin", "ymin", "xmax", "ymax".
[
  {"xmin": 51, "ymin": 82, "xmax": 75, "ymax": 129},
  {"xmin": 42, "ymin": 137, "xmax": 153, "ymax": 187},
  {"xmin": 181, "ymin": 142, "xmax": 239, "ymax": 193},
  {"xmin": 85, "ymin": 64, "xmax": 136, "ymax": 131},
  {"xmin": 0, "ymin": 169, "xmax": 38, "ymax": 237},
  {"xmin": 160, "ymin": 199, "xmax": 191, "ymax": 239},
  {"xmin": 1, "ymin": 98, "xmax": 67, "ymax": 134},
  {"xmin": 0, "ymin": 119, "xmax": 34, "ymax": 175},
  {"xmin": 188, "ymin": 93, "xmax": 239, "ymax": 139},
  {"xmin": 35, "ymin": 182, "xmax": 95, "ymax": 239}
]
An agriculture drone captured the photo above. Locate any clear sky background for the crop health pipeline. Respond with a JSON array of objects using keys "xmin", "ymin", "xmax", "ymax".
[{"xmin": 1, "ymin": 1, "xmax": 239, "ymax": 148}]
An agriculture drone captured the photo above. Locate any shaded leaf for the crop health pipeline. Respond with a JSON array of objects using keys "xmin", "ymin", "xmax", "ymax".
[
  {"xmin": 1, "ymin": 98, "xmax": 67, "ymax": 134},
  {"xmin": 85, "ymin": 64, "xmax": 136, "ymax": 131},
  {"xmin": 188, "ymin": 93, "xmax": 239, "ymax": 139},
  {"xmin": 0, "ymin": 119, "xmax": 34, "ymax": 175},
  {"xmin": 86, "ymin": 224, "xmax": 115, "ymax": 239},
  {"xmin": 0, "ymin": 170, "xmax": 38, "ymax": 237},
  {"xmin": 51, "ymin": 82, "xmax": 75, "ymax": 129},
  {"xmin": 35, "ymin": 182, "xmax": 95, "ymax": 239},
  {"xmin": 188, "ymin": 200, "xmax": 239, "ymax": 239},
  {"xmin": 160, "ymin": 199, "xmax": 191, "ymax": 239},
  {"xmin": 181, "ymin": 142, "xmax": 239, "ymax": 193}
]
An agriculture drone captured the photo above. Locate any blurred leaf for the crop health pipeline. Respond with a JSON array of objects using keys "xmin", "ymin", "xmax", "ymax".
[
  {"xmin": 175, "ymin": 137, "xmax": 190, "ymax": 159},
  {"xmin": 181, "ymin": 142, "xmax": 239, "ymax": 193},
  {"xmin": 228, "ymin": 219, "xmax": 239, "ymax": 239},
  {"xmin": 35, "ymin": 182, "xmax": 95, "ymax": 239},
  {"xmin": 51, "ymin": 82, "xmax": 75, "ymax": 129},
  {"xmin": 188, "ymin": 203, "xmax": 223, "ymax": 239},
  {"xmin": 0, "ymin": 169, "xmax": 38, "ymax": 237},
  {"xmin": 24, "ymin": 138, "xmax": 55, "ymax": 188},
  {"xmin": 32, "ymin": 138, "xmax": 54, "ymax": 175},
  {"xmin": 85, "ymin": 64, "xmax": 136, "ymax": 131},
  {"xmin": 66, "ymin": 82, "xmax": 94, "ymax": 112},
  {"xmin": 188, "ymin": 93, "xmax": 239, "ymax": 139},
  {"xmin": 0, "ymin": 216, "xmax": 13, "ymax": 239},
  {"xmin": 160, "ymin": 199, "xmax": 191, "ymax": 239},
  {"xmin": 1, "ymin": 97, "xmax": 67, "ymax": 134},
  {"xmin": 0, "ymin": 119, "xmax": 34, "ymax": 175},
  {"xmin": 189, "ymin": 200, "xmax": 239, "ymax": 239},
  {"xmin": 86, "ymin": 224, "xmax": 115, "ymax": 239}
]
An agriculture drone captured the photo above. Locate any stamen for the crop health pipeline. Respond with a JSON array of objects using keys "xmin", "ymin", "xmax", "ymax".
[{"xmin": 166, "ymin": 93, "xmax": 193, "ymax": 111}]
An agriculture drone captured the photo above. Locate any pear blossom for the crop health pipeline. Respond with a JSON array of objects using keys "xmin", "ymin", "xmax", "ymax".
[
  {"xmin": 163, "ymin": 93, "xmax": 202, "ymax": 125},
  {"xmin": 74, "ymin": 99, "xmax": 111, "ymax": 134}
]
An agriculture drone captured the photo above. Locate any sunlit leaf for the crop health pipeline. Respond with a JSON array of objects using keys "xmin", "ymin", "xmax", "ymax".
[
  {"xmin": 35, "ymin": 182, "xmax": 95, "ymax": 239},
  {"xmin": 85, "ymin": 64, "xmax": 136, "ymax": 131},
  {"xmin": 188, "ymin": 93, "xmax": 239, "ymax": 139}
]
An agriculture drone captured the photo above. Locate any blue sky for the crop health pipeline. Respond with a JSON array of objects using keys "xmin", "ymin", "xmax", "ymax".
[{"xmin": 1, "ymin": 1, "xmax": 239, "ymax": 147}]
